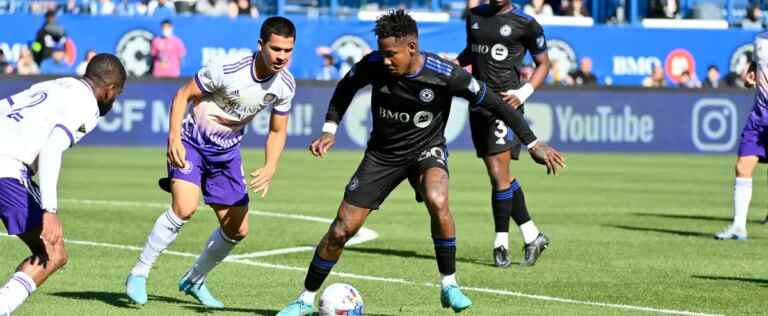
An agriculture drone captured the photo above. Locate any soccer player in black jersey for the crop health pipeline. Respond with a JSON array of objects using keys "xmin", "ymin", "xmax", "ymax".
[
  {"xmin": 458, "ymin": 0, "xmax": 554, "ymax": 268},
  {"xmin": 276, "ymin": 10, "xmax": 564, "ymax": 316}
]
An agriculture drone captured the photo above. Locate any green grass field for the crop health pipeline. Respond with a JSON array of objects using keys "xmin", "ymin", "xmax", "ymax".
[{"xmin": 1, "ymin": 147, "xmax": 766, "ymax": 316}]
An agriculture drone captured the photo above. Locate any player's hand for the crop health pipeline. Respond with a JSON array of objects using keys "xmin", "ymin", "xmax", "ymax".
[
  {"xmin": 528, "ymin": 142, "xmax": 566, "ymax": 175},
  {"xmin": 40, "ymin": 211, "xmax": 64, "ymax": 247},
  {"xmin": 743, "ymin": 66, "xmax": 757, "ymax": 88},
  {"xmin": 309, "ymin": 132, "xmax": 336, "ymax": 158},
  {"xmin": 499, "ymin": 91, "xmax": 523, "ymax": 109},
  {"xmin": 249, "ymin": 166, "xmax": 276, "ymax": 198},
  {"xmin": 167, "ymin": 137, "xmax": 187, "ymax": 169}
]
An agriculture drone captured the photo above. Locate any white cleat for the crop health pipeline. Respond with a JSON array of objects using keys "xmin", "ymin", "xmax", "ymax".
[{"xmin": 714, "ymin": 226, "xmax": 747, "ymax": 240}]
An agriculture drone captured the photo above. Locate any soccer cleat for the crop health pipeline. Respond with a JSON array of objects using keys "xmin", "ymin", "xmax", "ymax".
[
  {"xmin": 714, "ymin": 226, "xmax": 747, "ymax": 240},
  {"xmin": 440, "ymin": 285, "xmax": 472, "ymax": 313},
  {"xmin": 178, "ymin": 274, "xmax": 224, "ymax": 308},
  {"xmin": 125, "ymin": 274, "xmax": 148, "ymax": 305},
  {"xmin": 276, "ymin": 300, "xmax": 314, "ymax": 316},
  {"xmin": 522, "ymin": 233, "xmax": 550, "ymax": 266},
  {"xmin": 493, "ymin": 246, "xmax": 512, "ymax": 268}
]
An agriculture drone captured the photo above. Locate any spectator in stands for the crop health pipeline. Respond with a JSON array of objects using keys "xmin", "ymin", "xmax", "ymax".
[
  {"xmin": 569, "ymin": 57, "xmax": 597, "ymax": 86},
  {"xmin": 115, "ymin": 0, "xmax": 138, "ymax": 15},
  {"xmin": 32, "ymin": 10, "xmax": 67, "ymax": 65},
  {"xmin": 228, "ymin": 0, "xmax": 258, "ymax": 18},
  {"xmin": 316, "ymin": 53, "xmax": 339, "ymax": 81},
  {"xmin": 642, "ymin": 66, "xmax": 667, "ymax": 87},
  {"xmin": 15, "ymin": 46, "xmax": 40, "ymax": 76},
  {"xmin": 702, "ymin": 65, "xmax": 722, "ymax": 89},
  {"xmin": 524, "ymin": 0, "xmax": 554, "ymax": 17},
  {"xmin": 742, "ymin": 4, "xmax": 764, "ymax": 31},
  {"xmin": 677, "ymin": 70, "xmax": 701, "ymax": 88},
  {"xmin": 148, "ymin": 0, "xmax": 175, "ymax": 17},
  {"xmin": 0, "ymin": 50, "xmax": 13, "ymax": 75},
  {"xmin": 62, "ymin": 0, "xmax": 86, "ymax": 14},
  {"xmin": 75, "ymin": 49, "xmax": 97, "ymax": 76},
  {"xmin": 39, "ymin": 44, "xmax": 73, "ymax": 75},
  {"xmin": 196, "ymin": 0, "xmax": 228, "ymax": 16},
  {"xmin": 563, "ymin": 0, "xmax": 590, "ymax": 17},
  {"xmin": 151, "ymin": 19, "xmax": 186, "ymax": 78},
  {"xmin": 648, "ymin": 0, "xmax": 680, "ymax": 19},
  {"xmin": 96, "ymin": 0, "xmax": 116, "ymax": 14},
  {"xmin": 547, "ymin": 60, "xmax": 573, "ymax": 86}
]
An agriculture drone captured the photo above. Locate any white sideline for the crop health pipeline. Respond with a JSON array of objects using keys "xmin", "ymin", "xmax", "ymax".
[
  {"xmin": 0, "ymin": 233, "xmax": 722, "ymax": 316},
  {"xmin": 58, "ymin": 198, "xmax": 379, "ymax": 260},
  {"xmin": 0, "ymin": 199, "xmax": 723, "ymax": 316}
]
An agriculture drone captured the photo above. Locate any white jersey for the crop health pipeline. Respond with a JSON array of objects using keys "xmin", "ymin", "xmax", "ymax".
[
  {"xmin": 755, "ymin": 32, "xmax": 768, "ymax": 109},
  {"xmin": 0, "ymin": 77, "xmax": 99, "ymax": 178},
  {"xmin": 187, "ymin": 52, "xmax": 295, "ymax": 152}
]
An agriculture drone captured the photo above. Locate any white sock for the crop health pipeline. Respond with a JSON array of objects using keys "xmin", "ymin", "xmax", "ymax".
[
  {"xmin": 131, "ymin": 208, "xmax": 186, "ymax": 277},
  {"xmin": 0, "ymin": 272, "xmax": 37, "ymax": 314},
  {"xmin": 519, "ymin": 221, "xmax": 540, "ymax": 244},
  {"xmin": 186, "ymin": 227, "xmax": 239, "ymax": 284},
  {"xmin": 494, "ymin": 232, "xmax": 508, "ymax": 249},
  {"xmin": 298, "ymin": 289, "xmax": 316, "ymax": 305},
  {"xmin": 441, "ymin": 273, "xmax": 458, "ymax": 289},
  {"xmin": 733, "ymin": 177, "xmax": 753, "ymax": 230}
]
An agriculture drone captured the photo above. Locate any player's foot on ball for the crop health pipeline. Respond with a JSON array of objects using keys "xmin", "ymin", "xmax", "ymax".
[
  {"xmin": 125, "ymin": 274, "xmax": 148, "ymax": 305},
  {"xmin": 440, "ymin": 285, "xmax": 472, "ymax": 313},
  {"xmin": 493, "ymin": 246, "xmax": 512, "ymax": 268},
  {"xmin": 178, "ymin": 274, "xmax": 224, "ymax": 308},
  {"xmin": 522, "ymin": 233, "xmax": 550, "ymax": 266},
  {"xmin": 714, "ymin": 225, "xmax": 747, "ymax": 240},
  {"xmin": 276, "ymin": 300, "xmax": 314, "ymax": 316}
]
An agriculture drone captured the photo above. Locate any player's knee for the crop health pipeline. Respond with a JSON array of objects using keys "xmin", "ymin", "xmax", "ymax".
[
  {"xmin": 171, "ymin": 205, "xmax": 197, "ymax": 221},
  {"xmin": 487, "ymin": 171, "xmax": 511, "ymax": 190},
  {"xmin": 425, "ymin": 190, "xmax": 449, "ymax": 211},
  {"xmin": 225, "ymin": 225, "xmax": 248, "ymax": 241},
  {"xmin": 735, "ymin": 162, "xmax": 754, "ymax": 178}
]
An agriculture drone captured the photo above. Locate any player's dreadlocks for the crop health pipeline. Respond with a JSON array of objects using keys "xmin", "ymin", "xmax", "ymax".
[{"xmin": 374, "ymin": 9, "xmax": 418, "ymax": 40}]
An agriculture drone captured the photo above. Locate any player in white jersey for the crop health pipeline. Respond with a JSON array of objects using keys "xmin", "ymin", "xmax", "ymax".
[
  {"xmin": 0, "ymin": 54, "xmax": 126, "ymax": 316},
  {"xmin": 125, "ymin": 17, "xmax": 297, "ymax": 308},
  {"xmin": 714, "ymin": 32, "xmax": 767, "ymax": 240}
]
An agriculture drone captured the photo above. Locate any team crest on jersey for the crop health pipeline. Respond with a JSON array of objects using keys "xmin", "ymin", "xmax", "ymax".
[
  {"xmin": 500, "ymin": 25, "xmax": 512, "ymax": 37},
  {"xmin": 419, "ymin": 88, "xmax": 435, "ymax": 103},
  {"xmin": 263, "ymin": 92, "xmax": 278, "ymax": 106},
  {"xmin": 491, "ymin": 44, "xmax": 509, "ymax": 61},
  {"xmin": 413, "ymin": 111, "xmax": 434, "ymax": 128}
]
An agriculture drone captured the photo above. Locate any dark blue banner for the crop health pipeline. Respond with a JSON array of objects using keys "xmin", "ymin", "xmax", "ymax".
[
  {"xmin": 0, "ymin": 77, "xmax": 755, "ymax": 154},
  {"xmin": 0, "ymin": 14, "xmax": 760, "ymax": 85}
]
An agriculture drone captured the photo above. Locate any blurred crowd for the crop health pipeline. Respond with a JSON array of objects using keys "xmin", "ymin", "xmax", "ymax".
[{"xmin": 1, "ymin": 0, "xmax": 261, "ymax": 18}]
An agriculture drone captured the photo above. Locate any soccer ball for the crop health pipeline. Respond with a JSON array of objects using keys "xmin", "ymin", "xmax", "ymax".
[{"xmin": 319, "ymin": 283, "xmax": 364, "ymax": 316}]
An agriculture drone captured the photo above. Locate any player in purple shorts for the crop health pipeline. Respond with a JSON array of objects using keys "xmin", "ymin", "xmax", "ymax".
[
  {"xmin": 714, "ymin": 32, "xmax": 767, "ymax": 240},
  {"xmin": 0, "ymin": 54, "xmax": 126, "ymax": 316},
  {"xmin": 125, "ymin": 17, "xmax": 297, "ymax": 308}
]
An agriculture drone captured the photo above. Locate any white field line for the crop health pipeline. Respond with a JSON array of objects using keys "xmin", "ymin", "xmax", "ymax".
[
  {"xmin": 0, "ymin": 233, "xmax": 723, "ymax": 316},
  {"xmin": 58, "ymin": 198, "xmax": 378, "ymax": 260}
]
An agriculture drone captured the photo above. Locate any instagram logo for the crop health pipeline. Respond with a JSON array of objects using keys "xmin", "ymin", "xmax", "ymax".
[{"xmin": 691, "ymin": 98, "xmax": 738, "ymax": 152}]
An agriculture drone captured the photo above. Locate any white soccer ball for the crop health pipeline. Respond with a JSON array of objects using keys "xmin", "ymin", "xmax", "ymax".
[{"xmin": 319, "ymin": 283, "xmax": 364, "ymax": 316}]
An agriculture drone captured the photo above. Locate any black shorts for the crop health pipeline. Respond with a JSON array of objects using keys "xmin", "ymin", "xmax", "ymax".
[
  {"xmin": 469, "ymin": 105, "xmax": 524, "ymax": 159},
  {"xmin": 343, "ymin": 146, "xmax": 449, "ymax": 210}
]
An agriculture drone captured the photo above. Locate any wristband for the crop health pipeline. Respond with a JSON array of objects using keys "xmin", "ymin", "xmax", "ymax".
[
  {"xmin": 526, "ymin": 139, "xmax": 539, "ymax": 150},
  {"xmin": 322, "ymin": 122, "xmax": 338, "ymax": 135},
  {"xmin": 45, "ymin": 208, "xmax": 58, "ymax": 214},
  {"xmin": 507, "ymin": 83, "xmax": 535, "ymax": 104}
]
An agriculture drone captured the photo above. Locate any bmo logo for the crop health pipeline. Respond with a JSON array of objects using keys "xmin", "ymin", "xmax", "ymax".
[{"xmin": 691, "ymin": 98, "xmax": 738, "ymax": 152}]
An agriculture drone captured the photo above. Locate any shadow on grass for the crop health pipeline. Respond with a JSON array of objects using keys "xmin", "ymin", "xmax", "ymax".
[
  {"xmin": 184, "ymin": 305, "xmax": 395, "ymax": 315},
  {"xmin": 604, "ymin": 224, "xmax": 713, "ymax": 238},
  {"xmin": 633, "ymin": 213, "xmax": 764, "ymax": 224},
  {"xmin": 49, "ymin": 291, "xmax": 188, "ymax": 309},
  {"xmin": 344, "ymin": 246, "xmax": 503, "ymax": 268},
  {"xmin": 692, "ymin": 275, "xmax": 768, "ymax": 287}
]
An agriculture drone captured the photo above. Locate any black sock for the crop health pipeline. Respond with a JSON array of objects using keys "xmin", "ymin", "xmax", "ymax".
[
  {"xmin": 304, "ymin": 250, "xmax": 337, "ymax": 291},
  {"xmin": 509, "ymin": 179, "xmax": 531, "ymax": 226},
  {"xmin": 492, "ymin": 186, "xmax": 515, "ymax": 233},
  {"xmin": 433, "ymin": 238, "xmax": 456, "ymax": 275}
]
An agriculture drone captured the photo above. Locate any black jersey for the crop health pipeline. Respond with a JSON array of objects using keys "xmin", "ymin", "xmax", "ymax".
[
  {"xmin": 459, "ymin": 4, "xmax": 547, "ymax": 92},
  {"xmin": 325, "ymin": 51, "xmax": 536, "ymax": 163}
]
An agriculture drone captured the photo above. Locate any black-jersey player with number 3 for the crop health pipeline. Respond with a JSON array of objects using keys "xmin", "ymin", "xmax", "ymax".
[
  {"xmin": 458, "ymin": 0, "xmax": 555, "ymax": 268},
  {"xmin": 276, "ymin": 10, "xmax": 564, "ymax": 316}
]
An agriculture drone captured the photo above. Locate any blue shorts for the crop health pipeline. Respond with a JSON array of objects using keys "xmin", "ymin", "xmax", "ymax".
[{"xmin": 0, "ymin": 177, "xmax": 43, "ymax": 235}]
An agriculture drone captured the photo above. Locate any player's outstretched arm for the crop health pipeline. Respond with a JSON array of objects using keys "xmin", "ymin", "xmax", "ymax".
[
  {"xmin": 250, "ymin": 113, "xmax": 288, "ymax": 198},
  {"xmin": 167, "ymin": 80, "xmax": 203, "ymax": 169}
]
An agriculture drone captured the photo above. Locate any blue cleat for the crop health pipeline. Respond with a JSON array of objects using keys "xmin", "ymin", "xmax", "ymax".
[
  {"xmin": 125, "ymin": 274, "xmax": 148, "ymax": 305},
  {"xmin": 441, "ymin": 285, "xmax": 472, "ymax": 313},
  {"xmin": 178, "ymin": 274, "xmax": 224, "ymax": 308},
  {"xmin": 276, "ymin": 300, "xmax": 314, "ymax": 316}
]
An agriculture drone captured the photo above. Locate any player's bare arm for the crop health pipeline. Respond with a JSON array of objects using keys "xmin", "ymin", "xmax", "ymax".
[
  {"xmin": 250, "ymin": 113, "xmax": 288, "ymax": 197},
  {"xmin": 167, "ymin": 80, "xmax": 204, "ymax": 169},
  {"xmin": 500, "ymin": 52, "xmax": 550, "ymax": 108}
]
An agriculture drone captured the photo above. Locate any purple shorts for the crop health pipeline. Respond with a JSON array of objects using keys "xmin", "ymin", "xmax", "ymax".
[
  {"xmin": 168, "ymin": 140, "xmax": 249, "ymax": 207},
  {"xmin": 738, "ymin": 113, "xmax": 768, "ymax": 162},
  {"xmin": 0, "ymin": 177, "xmax": 43, "ymax": 235}
]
